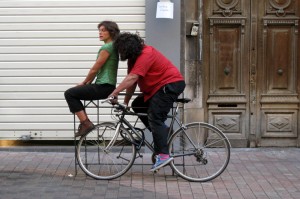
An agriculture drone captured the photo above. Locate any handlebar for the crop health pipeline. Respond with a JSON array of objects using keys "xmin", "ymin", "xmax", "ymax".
[{"xmin": 100, "ymin": 97, "xmax": 127, "ymax": 112}]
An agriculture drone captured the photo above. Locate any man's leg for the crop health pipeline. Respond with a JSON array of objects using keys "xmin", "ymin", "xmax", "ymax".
[
  {"xmin": 148, "ymin": 81, "xmax": 185, "ymax": 171},
  {"xmin": 131, "ymin": 95, "xmax": 151, "ymax": 130},
  {"xmin": 148, "ymin": 89, "xmax": 175, "ymax": 154}
]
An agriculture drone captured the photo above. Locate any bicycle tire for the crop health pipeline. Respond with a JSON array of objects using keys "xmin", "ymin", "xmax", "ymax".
[
  {"xmin": 76, "ymin": 122, "xmax": 136, "ymax": 180},
  {"xmin": 168, "ymin": 122, "xmax": 230, "ymax": 182}
]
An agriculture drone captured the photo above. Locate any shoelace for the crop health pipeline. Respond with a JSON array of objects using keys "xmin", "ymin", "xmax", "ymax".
[
  {"xmin": 77, "ymin": 123, "xmax": 82, "ymax": 131},
  {"xmin": 154, "ymin": 156, "xmax": 161, "ymax": 166}
]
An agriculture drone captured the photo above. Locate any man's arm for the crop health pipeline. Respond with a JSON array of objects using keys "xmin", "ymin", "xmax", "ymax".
[
  {"xmin": 124, "ymin": 82, "xmax": 137, "ymax": 105},
  {"xmin": 110, "ymin": 73, "xmax": 139, "ymax": 99}
]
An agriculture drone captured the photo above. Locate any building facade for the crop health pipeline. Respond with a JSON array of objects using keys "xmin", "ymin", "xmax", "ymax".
[
  {"xmin": 0, "ymin": 0, "xmax": 146, "ymax": 140},
  {"xmin": 184, "ymin": 0, "xmax": 300, "ymax": 147},
  {"xmin": 0, "ymin": 0, "xmax": 299, "ymax": 147}
]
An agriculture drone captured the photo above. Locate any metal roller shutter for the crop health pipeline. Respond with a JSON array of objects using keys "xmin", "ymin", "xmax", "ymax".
[{"xmin": 0, "ymin": 0, "xmax": 145, "ymax": 140}]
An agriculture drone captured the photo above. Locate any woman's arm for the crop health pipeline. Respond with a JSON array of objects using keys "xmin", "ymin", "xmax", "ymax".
[{"xmin": 78, "ymin": 50, "xmax": 110, "ymax": 85}]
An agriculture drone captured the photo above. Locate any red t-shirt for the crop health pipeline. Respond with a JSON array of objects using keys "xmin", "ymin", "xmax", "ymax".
[{"xmin": 128, "ymin": 45, "xmax": 184, "ymax": 101}]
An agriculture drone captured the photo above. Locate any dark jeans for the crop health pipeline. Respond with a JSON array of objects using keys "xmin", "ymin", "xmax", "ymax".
[
  {"xmin": 132, "ymin": 81, "xmax": 185, "ymax": 154},
  {"xmin": 64, "ymin": 84, "xmax": 115, "ymax": 113}
]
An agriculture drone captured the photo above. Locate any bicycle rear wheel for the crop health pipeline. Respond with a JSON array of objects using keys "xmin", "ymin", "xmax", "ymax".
[
  {"xmin": 76, "ymin": 122, "xmax": 136, "ymax": 180},
  {"xmin": 168, "ymin": 122, "xmax": 230, "ymax": 182}
]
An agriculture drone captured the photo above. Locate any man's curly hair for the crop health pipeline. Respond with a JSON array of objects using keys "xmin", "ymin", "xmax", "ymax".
[{"xmin": 114, "ymin": 32, "xmax": 144, "ymax": 61}]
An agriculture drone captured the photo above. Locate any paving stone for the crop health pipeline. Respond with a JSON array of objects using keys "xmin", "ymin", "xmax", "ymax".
[{"xmin": 0, "ymin": 148, "xmax": 299, "ymax": 198}]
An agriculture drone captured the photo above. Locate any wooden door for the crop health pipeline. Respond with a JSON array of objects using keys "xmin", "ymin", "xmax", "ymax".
[
  {"xmin": 256, "ymin": 0, "xmax": 299, "ymax": 146},
  {"xmin": 203, "ymin": 0, "xmax": 299, "ymax": 147}
]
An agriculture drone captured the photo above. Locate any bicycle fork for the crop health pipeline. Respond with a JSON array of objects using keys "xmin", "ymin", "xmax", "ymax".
[{"xmin": 103, "ymin": 123, "xmax": 122, "ymax": 152}]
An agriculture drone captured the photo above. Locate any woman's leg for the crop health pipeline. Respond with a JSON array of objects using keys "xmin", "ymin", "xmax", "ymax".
[
  {"xmin": 65, "ymin": 84, "xmax": 114, "ymax": 114},
  {"xmin": 64, "ymin": 84, "xmax": 115, "ymax": 136},
  {"xmin": 76, "ymin": 110, "xmax": 88, "ymax": 123}
]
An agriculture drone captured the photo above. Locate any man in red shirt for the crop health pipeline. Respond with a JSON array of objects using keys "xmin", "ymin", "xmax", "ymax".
[{"xmin": 109, "ymin": 32, "xmax": 185, "ymax": 172}]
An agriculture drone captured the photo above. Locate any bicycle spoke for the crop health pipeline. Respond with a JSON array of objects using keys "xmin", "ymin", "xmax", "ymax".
[
  {"xmin": 169, "ymin": 122, "xmax": 230, "ymax": 182},
  {"xmin": 76, "ymin": 123, "xmax": 136, "ymax": 180},
  {"xmin": 204, "ymin": 137, "xmax": 228, "ymax": 148}
]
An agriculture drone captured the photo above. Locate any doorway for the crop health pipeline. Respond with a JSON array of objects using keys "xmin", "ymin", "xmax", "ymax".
[{"xmin": 202, "ymin": 0, "xmax": 299, "ymax": 147}]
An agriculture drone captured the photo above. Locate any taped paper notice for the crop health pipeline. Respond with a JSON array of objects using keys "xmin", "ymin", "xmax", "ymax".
[{"xmin": 156, "ymin": 2, "xmax": 174, "ymax": 19}]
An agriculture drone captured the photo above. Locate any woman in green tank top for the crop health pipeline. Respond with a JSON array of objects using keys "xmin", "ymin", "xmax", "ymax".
[{"xmin": 64, "ymin": 21, "xmax": 120, "ymax": 137}]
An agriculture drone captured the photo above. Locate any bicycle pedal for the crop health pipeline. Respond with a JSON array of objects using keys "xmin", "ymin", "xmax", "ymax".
[
  {"xmin": 137, "ymin": 153, "xmax": 143, "ymax": 158},
  {"xmin": 151, "ymin": 169, "xmax": 160, "ymax": 174}
]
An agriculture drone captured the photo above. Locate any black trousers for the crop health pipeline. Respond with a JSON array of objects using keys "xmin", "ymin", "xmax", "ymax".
[
  {"xmin": 132, "ymin": 81, "xmax": 185, "ymax": 154},
  {"xmin": 64, "ymin": 84, "xmax": 115, "ymax": 113}
]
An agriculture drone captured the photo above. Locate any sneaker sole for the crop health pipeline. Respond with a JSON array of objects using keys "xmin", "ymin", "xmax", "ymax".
[{"xmin": 149, "ymin": 157, "xmax": 174, "ymax": 172}]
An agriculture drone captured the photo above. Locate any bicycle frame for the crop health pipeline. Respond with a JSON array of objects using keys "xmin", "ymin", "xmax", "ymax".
[
  {"xmin": 77, "ymin": 98, "xmax": 231, "ymax": 182},
  {"xmin": 104, "ymin": 101, "xmax": 196, "ymax": 156},
  {"xmin": 115, "ymin": 111, "xmax": 155, "ymax": 153}
]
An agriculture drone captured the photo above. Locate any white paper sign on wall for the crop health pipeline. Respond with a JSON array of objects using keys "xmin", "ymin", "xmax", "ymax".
[{"xmin": 156, "ymin": 1, "xmax": 174, "ymax": 19}]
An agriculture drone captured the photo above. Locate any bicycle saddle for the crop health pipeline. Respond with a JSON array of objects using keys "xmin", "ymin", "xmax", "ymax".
[{"xmin": 176, "ymin": 98, "xmax": 191, "ymax": 103}]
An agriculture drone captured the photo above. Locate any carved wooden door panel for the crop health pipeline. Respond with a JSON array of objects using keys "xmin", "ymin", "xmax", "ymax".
[
  {"xmin": 203, "ymin": 0, "xmax": 251, "ymax": 147},
  {"xmin": 203, "ymin": 0, "xmax": 299, "ymax": 147},
  {"xmin": 256, "ymin": 0, "xmax": 299, "ymax": 146}
]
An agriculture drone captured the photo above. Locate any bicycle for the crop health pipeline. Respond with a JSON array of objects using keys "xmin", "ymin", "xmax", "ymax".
[{"xmin": 76, "ymin": 97, "xmax": 231, "ymax": 182}]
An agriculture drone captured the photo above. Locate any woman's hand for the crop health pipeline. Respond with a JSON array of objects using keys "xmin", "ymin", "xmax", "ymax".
[
  {"xmin": 76, "ymin": 82, "xmax": 86, "ymax": 86},
  {"xmin": 108, "ymin": 94, "xmax": 118, "ymax": 105}
]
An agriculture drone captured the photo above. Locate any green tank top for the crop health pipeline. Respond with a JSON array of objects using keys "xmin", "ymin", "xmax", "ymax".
[{"xmin": 95, "ymin": 42, "xmax": 119, "ymax": 85}]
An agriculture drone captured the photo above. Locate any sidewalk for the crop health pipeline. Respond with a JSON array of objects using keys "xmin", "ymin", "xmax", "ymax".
[{"xmin": 0, "ymin": 147, "xmax": 299, "ymax": 199}]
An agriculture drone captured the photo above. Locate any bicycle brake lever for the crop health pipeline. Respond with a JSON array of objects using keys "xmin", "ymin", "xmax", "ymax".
[
  {"xmin": 100, "ymin": 98, "xmax": 111, "ymax": 104},
  {"xmin": 101, "ymin": 96, "xmax": 117, "ymax": 104}
]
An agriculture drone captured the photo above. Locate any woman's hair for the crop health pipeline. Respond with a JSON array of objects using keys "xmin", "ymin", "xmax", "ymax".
[
  {"xmin": 113, "ymin": 32, "xmax": 144, "ymax": 61},
  {"xmin": 97, "ymin": 21, "xmax": 120, "ymax": 40}
]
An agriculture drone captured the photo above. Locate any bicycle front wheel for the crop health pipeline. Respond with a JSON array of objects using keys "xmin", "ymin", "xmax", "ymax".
[
  {"xmin": 76, "ymin": 122, "xmax": 136, "ymax": 180},
  {"xmin": 168, "ymin": 122, "xmax": 230, "ymax": 182}
]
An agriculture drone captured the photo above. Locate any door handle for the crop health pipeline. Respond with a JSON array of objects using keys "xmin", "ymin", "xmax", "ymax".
[
  {"xmin": 277, "ymin": 68, "xmax": 283, "ymax": 75},
  {"xmin": 224, "ymin": 67, "xmax": 231, "ymax": 76}
]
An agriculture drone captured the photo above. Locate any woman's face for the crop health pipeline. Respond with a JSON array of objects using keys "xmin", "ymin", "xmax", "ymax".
[{"xmin": 98, "ymin": 25, "xmax": 111, "ymax": 43}]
